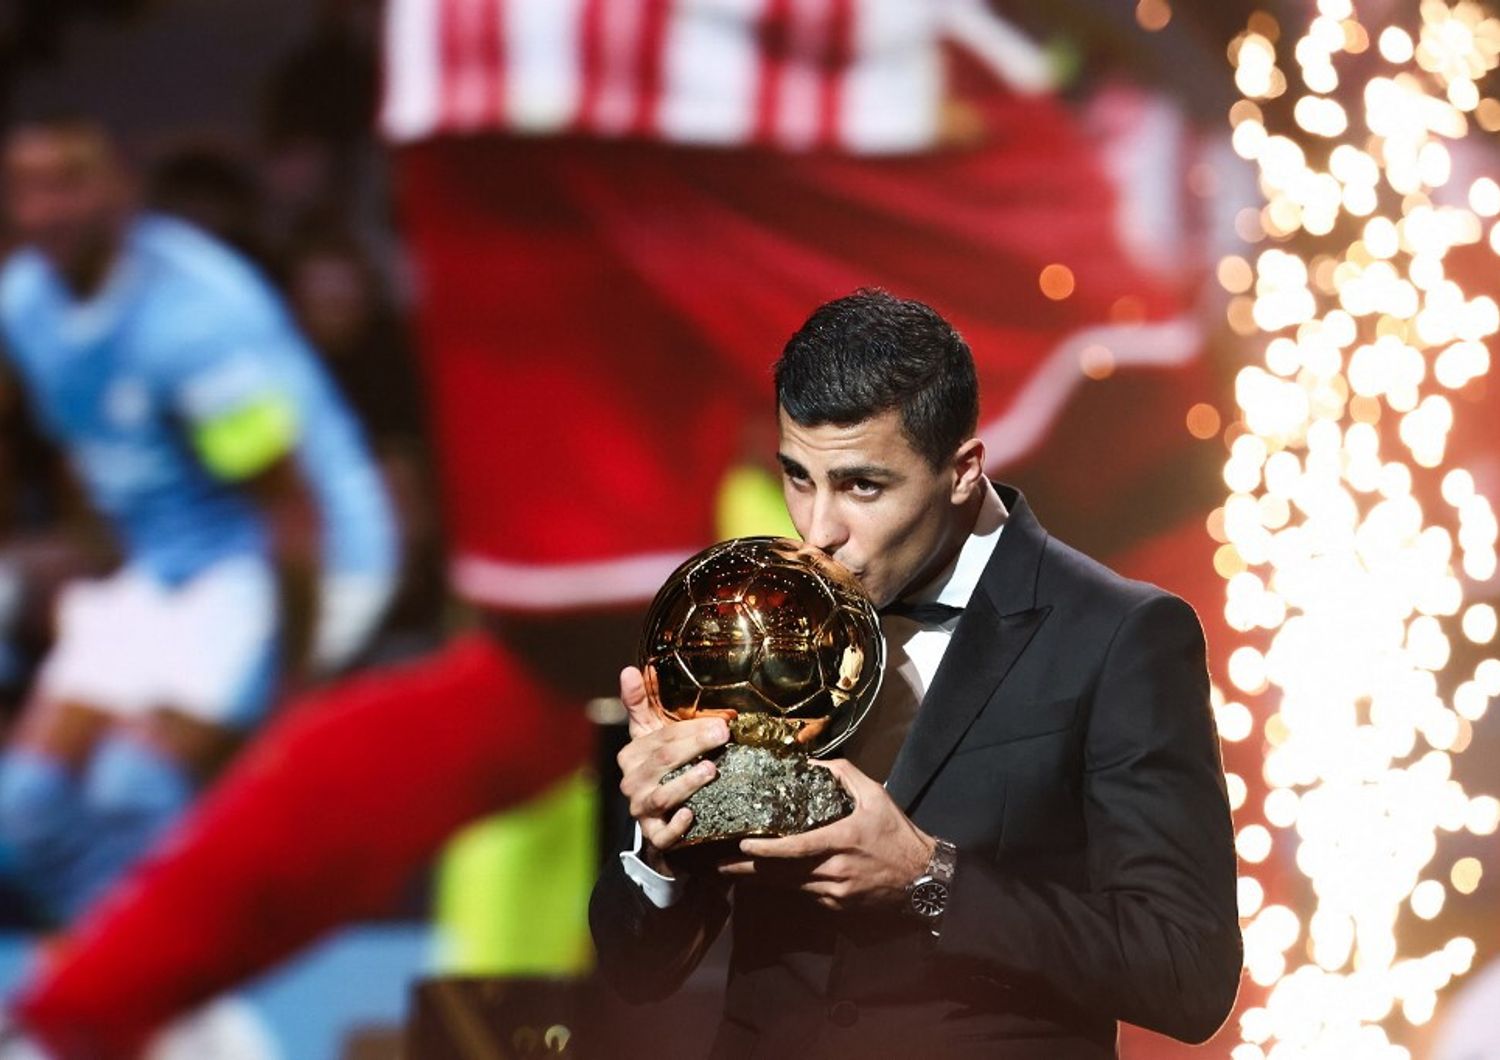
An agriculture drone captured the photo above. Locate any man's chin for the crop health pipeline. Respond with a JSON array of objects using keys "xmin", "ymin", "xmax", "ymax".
[{"xmin": 860, "ymin": 580, "xmax": 895, "ymax": 610}]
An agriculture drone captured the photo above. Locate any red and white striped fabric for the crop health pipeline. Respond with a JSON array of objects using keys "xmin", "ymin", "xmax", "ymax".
[
  {"xmin": 381, "ymin": 0, "xmax": 1207, "ymax": 617},
  {"xmin": 380, "ymin": 0, "xmax": 1053, "ymax": 153}
]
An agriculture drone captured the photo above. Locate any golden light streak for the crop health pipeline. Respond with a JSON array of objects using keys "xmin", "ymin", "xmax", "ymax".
[{"xmin": 1225, "ymin": 2, "xmax": 1500, "ymax": 1054}]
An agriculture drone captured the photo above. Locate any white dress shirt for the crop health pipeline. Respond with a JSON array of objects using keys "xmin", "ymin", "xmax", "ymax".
[{"xmin": 621, "ymin": 481, "xmax": 1010, "ymax": 908}]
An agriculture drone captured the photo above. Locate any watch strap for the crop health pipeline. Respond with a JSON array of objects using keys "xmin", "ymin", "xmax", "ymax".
[
  {"xmin": 907, "ymin": 837, "xmax": 957, "ymax": 933},
  {"xmin": 926, "ymin": 837, "xmax": 957, "ymax": 886}
]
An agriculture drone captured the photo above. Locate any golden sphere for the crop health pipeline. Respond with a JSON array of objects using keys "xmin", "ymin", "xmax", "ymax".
[{"xmin": 639, "ymin": 537, "xmax": 884, "ymax": 757}]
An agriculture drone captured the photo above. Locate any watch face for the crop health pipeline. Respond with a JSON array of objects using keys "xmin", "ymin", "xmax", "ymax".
[{"xmin": 910, "ymin": 879, "xmax": 948, "ymax": 919}]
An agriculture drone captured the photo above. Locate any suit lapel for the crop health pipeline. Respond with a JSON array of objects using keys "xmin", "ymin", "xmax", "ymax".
[{"xmin": 883, "ymin": 484, "xmax": 1051, "ymax": 811}]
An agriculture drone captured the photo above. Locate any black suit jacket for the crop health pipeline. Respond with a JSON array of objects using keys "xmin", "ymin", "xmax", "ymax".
[{"xmin": 590, "ymin": 485, "xmax": 1242, "ymax": 1058}]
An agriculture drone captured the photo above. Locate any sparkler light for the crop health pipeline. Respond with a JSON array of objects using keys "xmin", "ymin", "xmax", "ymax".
[{"xmin": 1220, "ymin": 2, "xmax": 1500, "ymax": 1055}]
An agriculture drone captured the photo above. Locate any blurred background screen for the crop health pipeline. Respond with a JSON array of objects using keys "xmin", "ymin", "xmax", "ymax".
[{"xmin": 0, "ymin": 1, "xmax": 1498, "ymax": 1058}]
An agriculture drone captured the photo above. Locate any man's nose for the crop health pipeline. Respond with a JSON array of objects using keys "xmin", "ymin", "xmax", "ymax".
[{"xmin": 804, "ymin": 494, "xmax": 848, "ymax": 554}]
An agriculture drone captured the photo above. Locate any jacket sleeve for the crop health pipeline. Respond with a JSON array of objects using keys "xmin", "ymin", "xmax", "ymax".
[
  {"xmin": 588, "ymin": 855, "xmax": 732, "ymax": 1004},
  {"xmin": 932, "ymin": 593, "xmax": 1243, "ymax": 1043}
]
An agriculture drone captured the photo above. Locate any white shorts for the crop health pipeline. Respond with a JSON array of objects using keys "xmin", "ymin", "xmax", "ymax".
[{"xmin": 37, "ymin": 557, "xmax": 279, "ymax": 727}]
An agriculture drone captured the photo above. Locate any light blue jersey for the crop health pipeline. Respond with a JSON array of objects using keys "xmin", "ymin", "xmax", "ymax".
[{"xmin": 0, "ymin": 214, "xmax": 396, "ymax": 586}]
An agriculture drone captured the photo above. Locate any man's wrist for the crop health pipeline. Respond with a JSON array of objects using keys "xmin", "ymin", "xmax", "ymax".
[
  {"xmin": 642, "ymin": 843, "xmax": 676, "ymax": 879},
  {"xmin": 621, "ymin": 823, "xmax": 687, "ymax": 909},
  {"xmin": 912, "ymin": 831, "xmax": 937, "ymax": 879}
]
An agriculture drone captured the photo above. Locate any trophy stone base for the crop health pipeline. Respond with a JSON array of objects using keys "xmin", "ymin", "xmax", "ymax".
[{"xmin": 664, "ymin": 742, "xmax": 852, "ymax": 848}]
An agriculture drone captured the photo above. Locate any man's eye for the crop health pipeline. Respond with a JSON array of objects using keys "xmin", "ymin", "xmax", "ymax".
[{"xmin": 849, "ymin": 480, "xmax": 881, "ymax": 496}]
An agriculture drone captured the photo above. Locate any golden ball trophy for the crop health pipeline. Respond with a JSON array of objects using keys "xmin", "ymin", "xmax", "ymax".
[{"xmin": 639, "ymin": 537, "xmax": 885, "ymax": 848}]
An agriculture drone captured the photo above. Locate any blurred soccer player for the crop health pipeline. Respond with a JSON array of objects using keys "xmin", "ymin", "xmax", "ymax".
[{"xmin": 0, "ymin": 116, "xmax": 398, "ymax": 923}]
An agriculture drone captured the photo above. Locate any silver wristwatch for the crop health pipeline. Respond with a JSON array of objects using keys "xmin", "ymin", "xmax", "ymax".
[{"xmin": 907, "ymin": 837, "xmax": 957, "ymax": 935}]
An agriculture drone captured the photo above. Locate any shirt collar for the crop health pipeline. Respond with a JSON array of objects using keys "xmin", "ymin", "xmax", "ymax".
[{"xmin": 900, "ymin": 478, "xmax": 1008, "ymax": 610}]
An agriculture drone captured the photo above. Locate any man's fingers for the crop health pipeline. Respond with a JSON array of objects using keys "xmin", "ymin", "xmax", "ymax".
[
  {"xmin": 717, "ymin": 855, "xmax": 830, "ymax": 889},
  {"xmin": 738, "ymin": 835, "xmax": 807, "ymax": 859},
  {"xmin": 716, "ymin": 857, "xmax": 825, "ymax": 878},
  {"xmin": 634, "ymin": 759, "xmax": 717, "ymax": 819},
  {"xmin": 814, "ymin": 757, "xmax": 852, "ymax": 779},
  {"xmin": 656, "ymin": 717, "xmax": 731, "ymax": 773},
  {"xmin": 617, "ymin": 716, "xmax": 730, "ymax": 780},
  {"xmin": 637, "ymin": 717, "xmax": 730, "ymax": 778},
  {"xmin": 643, "ymin": 806, "xmax": 694, "ymax": 851},
  {"xmin": 810, "ymin": 757, "xmax": 863, "ymax": 802},
  {"xmin": 620, "ymin": 665, "xmax": 662, "ymax": 738},
  {"xmin": 740, "ymin": 816, "xmax": 849, "ymax": 860},
  {"xmin": 620, "ymin": 666, "xmax": 663, "ymax": 738}
]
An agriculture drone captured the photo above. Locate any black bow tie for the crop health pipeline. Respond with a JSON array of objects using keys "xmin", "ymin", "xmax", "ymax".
[{"xmin": 881, "ymin": 601, "xmax": 965, "ymax": 625}]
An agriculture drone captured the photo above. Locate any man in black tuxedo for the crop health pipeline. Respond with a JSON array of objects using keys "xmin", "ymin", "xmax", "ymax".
[{"xmin": 589, "ymin": 290, "xmax": 1241, "ymax": 1057}]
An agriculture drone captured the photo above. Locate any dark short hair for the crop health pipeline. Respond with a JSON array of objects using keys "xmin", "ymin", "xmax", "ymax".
[{"xmin": 774, "ymin": 289, "xmax": 979, "ymax": 467}]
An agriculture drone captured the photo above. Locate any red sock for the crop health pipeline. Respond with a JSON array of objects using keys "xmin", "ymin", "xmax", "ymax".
[{"xmin": 17, "ymin": 633, "xmax": 593, "ymax": 1058}]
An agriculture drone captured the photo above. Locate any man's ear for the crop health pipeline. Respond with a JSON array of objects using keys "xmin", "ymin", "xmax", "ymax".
[{"xmin": 950, "ymin": 438, "xmax": 986, "ymax": 503}]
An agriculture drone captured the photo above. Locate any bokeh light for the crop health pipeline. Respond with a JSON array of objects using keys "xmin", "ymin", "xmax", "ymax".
[
  {"xmin": 1038, "ymin": 263, "xmax": 1076, "ymax": 300},
  {"xmin": 1224, "ymin": 1, "xmax": 1500, "ymax": 1052}
]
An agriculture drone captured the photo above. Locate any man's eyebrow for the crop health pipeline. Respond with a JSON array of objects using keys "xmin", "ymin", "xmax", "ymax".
[
  {"xmin": 777, "ymin": 454, "xmax": 902, "ymax": 484},
  {"xmin": 827, "ymin": 464, "xmax": 899, "ymax": 484}
]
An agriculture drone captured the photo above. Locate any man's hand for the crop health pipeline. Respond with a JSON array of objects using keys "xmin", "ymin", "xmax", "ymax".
[
  {"xmin": 720, "ymin": 759, "xmax": 936, "ymax": 912},
  {"xmin": 616, "ymin": 666, "xmax": 730, "ymax": 874}
]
